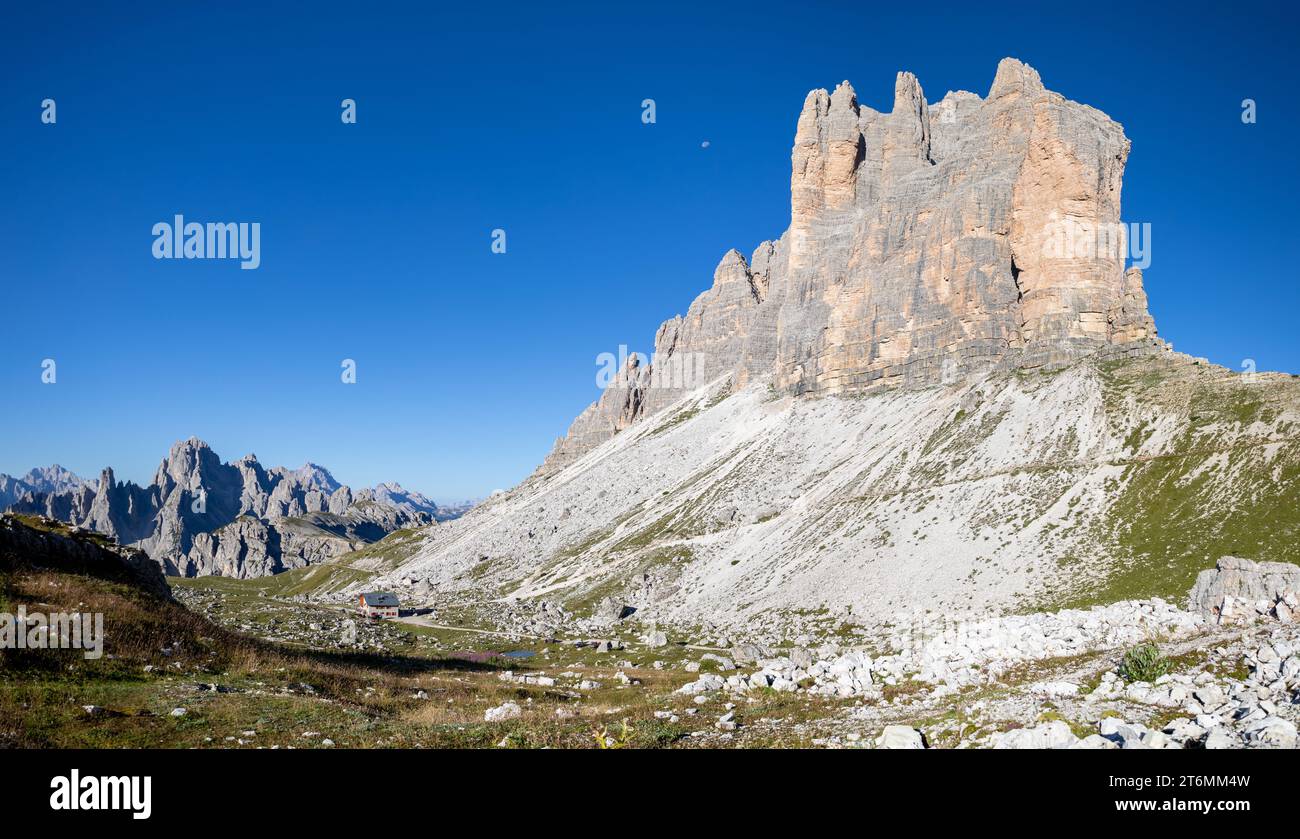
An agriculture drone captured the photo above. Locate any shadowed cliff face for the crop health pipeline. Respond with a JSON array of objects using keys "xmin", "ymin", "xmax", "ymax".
[{"xmin": 545, "ymin": 58, "xmax": 1161, "ymax": 471}]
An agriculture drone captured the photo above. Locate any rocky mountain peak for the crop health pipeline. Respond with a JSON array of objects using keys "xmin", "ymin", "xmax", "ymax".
[
  {"xmin": 21, "ymin": 464, "xmax": 92, "ymax": 493},
  {"xmin": 286, "ymin": 462, "xmax": 341, "ymax": 493},
  {"xmin": 155, "ymin": 437, "xmax": 229, "ymax": 494},
  {"xmin": 544, "ymin": 58, "xmax": 1165, "ymax": 470},
  {"xmin": 987, "ymin": 56, "xmax": 1044, "ymax": 100}
]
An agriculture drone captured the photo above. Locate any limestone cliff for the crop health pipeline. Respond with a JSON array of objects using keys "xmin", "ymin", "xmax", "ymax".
[{"xmin": 545, "ymin": 59, "xmax": 1161, "ymax": 470}]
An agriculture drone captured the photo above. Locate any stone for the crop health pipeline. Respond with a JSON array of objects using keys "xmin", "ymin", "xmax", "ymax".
[
  {"xmin": 700, "ymin": 653, "xmax": 736, "ymax": 671},
  {"xmin": 1099, "ymin": 718, "xmax": 1147, "ymax": 746},
  {"xmin": 990, "ymin": 721, "xmax": 1077, "ymax": 749},
  {"xmin": 1193, "ymin": 685, "xmax": 1225, "ymax": 709},
  {"xmin": 1188, "ymin": 557, "xmax": 1300, "ymax": 621},
  {"xmin": 1242, "ymin": 716, "xmax": 1297, "ymax": 749},
  {"xmin": 675, "ymin": 674, "xmax": 725, "ymax": 696},
  {"xmin": 1195, "ymin": 713, "xmax": 1223, "ymax": 730},
  {"xmin": 593, "ymin": 597, "xmax": 629, "ymax": 624},
  {"xmin": 877, "ymin": 725, "xmax": 925, "ymax": 749},
  {"xmin": 484, "ymin": 701, "xmax": 522, "ymax": 723}
]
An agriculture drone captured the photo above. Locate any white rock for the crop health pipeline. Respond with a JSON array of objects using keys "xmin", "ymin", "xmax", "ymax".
[
  {"xmin": 991, "ymin": 721, "xmax": 1077, "ymax": 749},
  {"xmin": 876, "ymin": 725, "xmax": 925, "ymax": 749},
  {"xmin": 1242, "ymin": 716, "xmax": 1297, "ymax": 748}
]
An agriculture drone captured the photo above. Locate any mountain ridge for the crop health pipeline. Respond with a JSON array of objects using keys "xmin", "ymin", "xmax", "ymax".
[{"xmin": 4, "ymin": 438, "xmax": 454, "ymax": 578}]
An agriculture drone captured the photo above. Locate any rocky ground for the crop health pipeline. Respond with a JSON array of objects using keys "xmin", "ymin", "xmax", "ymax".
[
  {"xmin": 12, "ymin": 509, "xmax": 1297, "ymax": 749},
  {"xmin": 167, "ymin": 554, "xmax": 1300, "ymax": 748}
]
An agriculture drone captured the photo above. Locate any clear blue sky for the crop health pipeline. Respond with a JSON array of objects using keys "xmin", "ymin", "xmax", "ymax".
[{"xmin": 2, "ymin": 1, "xmax": 1296, "ymax": 500}]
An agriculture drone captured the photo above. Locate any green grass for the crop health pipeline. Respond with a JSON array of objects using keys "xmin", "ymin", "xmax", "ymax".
[{"xmin": 1058, "ymin": 358, "xmax": 1300, "ymax": 608}]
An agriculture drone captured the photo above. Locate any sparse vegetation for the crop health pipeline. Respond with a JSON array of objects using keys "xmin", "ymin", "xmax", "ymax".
[{"xmin": 1117, "ymin": 643, "xmax": 1169, "ymax": 684}]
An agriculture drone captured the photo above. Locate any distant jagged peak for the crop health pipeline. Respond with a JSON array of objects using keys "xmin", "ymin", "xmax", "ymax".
[
  {"xmin": 284, "ymin": 462, "xmax": 341, "ymax": 493},
  {"xmin": 167, "ymin": 436, "xmax": 217, "ymax": 458},
  {"xmin": 154, "ymin": 436, "xmax": 230, "ymax": 492},
  {"xmin": 357, "ymin": 481, "xmax": 439, "ymax": 516},
  {"xmin": 0, "ymin": 464, "xmax": 95, "ymax": 508},
  {"xmin": 21, "ymin": 464, "xmax": 94, "ymax": 493}
]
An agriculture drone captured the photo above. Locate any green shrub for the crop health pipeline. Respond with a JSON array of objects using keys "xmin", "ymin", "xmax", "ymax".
[{"xmin": 1118, "ymin": 643, "xmax": 1169, "ymax": 683}]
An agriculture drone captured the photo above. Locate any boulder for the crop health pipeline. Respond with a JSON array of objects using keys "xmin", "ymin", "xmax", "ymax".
[
  {"xmin": 1188, "ymin": 557, "xmax": 1300, "ymax": 621},
  {"xmin": 593, "ymin": 597, "xmax": 630, "ymax": 624},
  {"xmin": 1242, "ymin": 716, "xmax": 1297, "ymax": 749},
  {"xmin": 990, "ymin": 721, "xmax": 1077, "ymax": 749},
  {"xmin": 877, "ymin": 725, "xmax": 926, "ymax": 749}
]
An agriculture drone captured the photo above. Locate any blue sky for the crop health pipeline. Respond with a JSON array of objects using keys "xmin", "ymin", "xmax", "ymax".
[{"xmin": 2, "ymin": 1, "xmax": 1296, "ymax": 500}]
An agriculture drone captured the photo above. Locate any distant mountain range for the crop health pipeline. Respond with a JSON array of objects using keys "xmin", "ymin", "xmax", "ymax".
[
  {"xmin": 0, "ymin": 465, "xmax": 96, "ymax": 509},
  {"xmin": 1, "ymin": 438, "xmax": 466, "ymax": 578}
]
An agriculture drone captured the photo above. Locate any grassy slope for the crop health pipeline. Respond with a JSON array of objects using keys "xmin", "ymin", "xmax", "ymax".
[
  {"xmin": 1, "ymin": 519, "xmax": 829, "ymax": 748},
  {"xmin": 1069, "ymin": 362, "xmax": 1300, "ymax": 606}
]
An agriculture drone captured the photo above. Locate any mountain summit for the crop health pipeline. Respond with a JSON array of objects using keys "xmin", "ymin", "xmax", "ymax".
[{"xmin": 546, "ymin": 58, "xmax": 1161, "ymax": 470}]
